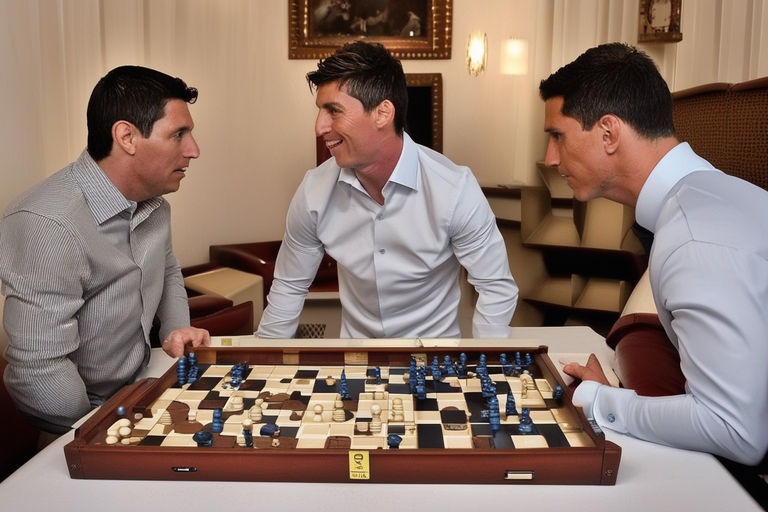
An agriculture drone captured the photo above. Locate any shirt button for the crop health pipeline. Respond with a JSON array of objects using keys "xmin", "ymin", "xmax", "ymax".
[
  {"xmin": 379, "ymin": 249, "xmax": 386, "ymax": 254},
  {"xmin": 607, "ymin": 413, "xmax": 616, "ymax": 423}
]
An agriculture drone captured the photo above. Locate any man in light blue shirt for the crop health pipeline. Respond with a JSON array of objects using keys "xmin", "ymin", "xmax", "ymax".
[
  {"xmin": 257, "ymin": 41, "xmax": 518, "ymax": 339},
  {"xmin": 540, "ymin": 43, "xmax": 768, "ymax": 467}
]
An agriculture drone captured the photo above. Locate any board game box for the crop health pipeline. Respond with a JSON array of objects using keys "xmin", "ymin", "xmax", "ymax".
[{"xmin": 64, "ymin": 344, "xmax": 620, "ymax": 484}]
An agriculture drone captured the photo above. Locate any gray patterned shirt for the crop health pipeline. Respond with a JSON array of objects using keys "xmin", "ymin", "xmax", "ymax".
[{"xmin": 0, "ymin": 151, "xmax": 189, "ymax": 432}]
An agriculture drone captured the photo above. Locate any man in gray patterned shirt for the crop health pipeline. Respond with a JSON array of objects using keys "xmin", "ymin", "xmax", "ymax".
[{"xmin": 0, "ymin": 66, "xmax": 209, "ymax": 433}]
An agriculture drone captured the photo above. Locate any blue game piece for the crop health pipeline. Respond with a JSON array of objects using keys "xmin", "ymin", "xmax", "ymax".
[
  {"xmin": 374, "ymin": 366, "xmax": 381, "ymax": 384},
  {"xmin": 260, "ymin": 423, "xmax": 279, "ymax": 436},
  {"xmin": 116, "ymin": 405, "xmax": 126, "ymax": 416},
  {"xmin": 339, "ymin": 369, "xmax": 351, "ymax": 400},
  {"xmin": 192, "ymin": 430, "xmax": 213, "ymax": 447},
  {"xmin": 212, "ymin": 408, "xmax": 224, "ymax": 433},
  {"xmin": 488, "ymin": 396, "xmax": 500, "ymax": 432},
  {"xmin": 442, "ymin": 355, "xmax": 456, "ymax": 376},
  {"xmin": 553, "ymin": 385, "xmax": 564, "ymax": 400},
  {"xmin": 518, "ymin": 407, "xmax": 533, "ymax": 434},
  {"xmin": 242, "ymin": 429, "xmax": 253, "ymax": 448},
  {"xmin": 505, "ymin": 393, "xmax": 518, "ymax": 416},
  {"xmin": 387, "ymin": 434, "xmax": 403, "ymax": 449}
]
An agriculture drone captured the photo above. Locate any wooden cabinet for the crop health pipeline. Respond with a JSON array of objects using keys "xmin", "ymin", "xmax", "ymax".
[{"xmin": 484, "ymin": 163, "xmax": 647, "ymax": 333}]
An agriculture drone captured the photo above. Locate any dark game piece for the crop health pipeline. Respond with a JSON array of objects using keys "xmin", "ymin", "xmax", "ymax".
[
  {"xmin": 116, "ymin": 405, "xmax": 126, "ymax": 416},
  {"xmin": 374, "ymin": 366, "xmax": 381, "ymax": 384},
  {"xmin": 553, "ymin": 385, "xmax": 564, "ymax": 400},
  {"xmin": 505, "ymin": 393, "xmax": 518, "ymax": 416},
  {"xmin": 488, "ymin": 396, "xmax": 500, "ymax": 432},
  {"xmin": 518, "ymin": 407, "xmax": 533, "ymax": 434},
  {"xmin": 242, "ymin": 428, "xmax": 253, "ymax": 448},
  {"xmin": 339, "ymin": 369, "xmax": 351, "ymax": 400},
  {"xmin": 177, "ymin": 356, "xmax": 187, "ymax": 386},
  {"xmin": 387, "ymin": 434, "xmax": 402, "ymax": 449},
  {"xmin": 192, "ymin": 430, "xmax": 213, "ymax": 447},
  {"xmin": 260, "ymin": 423, "xmax": 279, "ymax": 437},
  {"xmin": 212, "ymin": 408, "xmax": 224, "ymax": 433}
]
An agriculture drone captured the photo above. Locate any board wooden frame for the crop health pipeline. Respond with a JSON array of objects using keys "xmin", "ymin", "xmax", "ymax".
[{"xmin": 64, "ymin": 345, "xmax": 620, "ymax": 485}]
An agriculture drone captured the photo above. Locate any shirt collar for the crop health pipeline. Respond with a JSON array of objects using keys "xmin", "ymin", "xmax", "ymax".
[
  {"xmin": 635, "ymin": 142, "xmax": 717, "ymax": 232},
  {"xmin": 337, "ymin": 132, "xmax": 419, "ymax": 192},
  {"xmin": 72, "ymin": 150, "xmax": 164, "ymax": 226}
]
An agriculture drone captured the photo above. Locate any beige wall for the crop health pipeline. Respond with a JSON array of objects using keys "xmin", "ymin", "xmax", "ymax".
[{"xmin": 1, "ymin": 0, "xmax": 767, "ymax": 352}]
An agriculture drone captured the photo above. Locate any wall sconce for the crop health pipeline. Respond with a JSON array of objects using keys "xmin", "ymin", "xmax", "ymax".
[
  {"xmin": 466, "ymin": 32, "xmax": 487, "ymax": 76},
  {"xmin": 500, "ymin": 38, "xmax": 529, "ymax": 75}
]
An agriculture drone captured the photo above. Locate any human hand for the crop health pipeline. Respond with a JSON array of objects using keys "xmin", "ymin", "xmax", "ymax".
[
  {"xmin": 162, "ymin": 327, "xmax": 211, "ymax": 358},
  {"xmin": 561, "ymin": 353, "xmax": 612, "ymax": 386}
]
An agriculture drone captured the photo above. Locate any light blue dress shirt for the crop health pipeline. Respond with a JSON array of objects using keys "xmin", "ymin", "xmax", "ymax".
[
  {"xmin": 574, "ymin": 143, "xmax": 768, "ymax": 465},
  {"xmin": 257, "ymin": 133, "xmax": 518, "ymax": 339}
]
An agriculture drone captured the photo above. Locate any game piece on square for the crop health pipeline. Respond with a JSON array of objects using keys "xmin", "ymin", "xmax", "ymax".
[
  {"xmin": 374, "ymin": 366, "xmax": 381, "ymax": 384},
  {"xmin": 116, "ymin": 405, "xmax": 126, "ymax": 416},
  {"xmin": 488, "ymin": 396, "xmax": 500, "ymax": 432},
  {"xmin": 391, "ymin": 397, "xmax": 404, "ymax": 422},
  {"xmin": 387, "ymin": 434, "xmax": 402, "ymax": 449},
  {"xmin": 242, "ymin": 428, "xmax": 253, "ymax": 448},
  {"xmin": 333, "ymin": 399, "xmax": 347, "ymax": 422},
  {"xmin": 188, "ymin": 353, "xmax": 197, "ymax": 366},
  {"xmin": 212, "ymin": 408, "xmax": 224, "ymax": 433},
  {"xmin": 431, "ymin": 356, "xmax": 443, "ymax": 381},
  {"xmin": 193, "ymin": 430, "xmax": 213, "ymax": 447},
  {"xmin": 505, "ymin": 393, "xmax": 518, "ymax": 416},
  {"xmin": 370, "ymin": 404, "xmax": 382, "ymax": 434},
  {"xmin": 442, "ymin": 355, "xmax": 456, "ymax": 376},
  {"xmin": 176, "ymin": 356, "xmax": 187, "ymax": 386},
  {"xmin": 553, "ymin": 385, "xmax": 564, "ymax": 400},
  {"xmin": 518, "ymin": 407, "xmax": 533, "ymax": 434},
  {"xmin": 313, "ymin": 404, "xmax": 324, "ymax": 422},
  {"xmin": 260, "ymin": 423, "xmax": 279, "ymax": 437},
  {"xmin": 524, "ymin": 353, "xmax": 533, "ymax": 368},
  {"xmin": 339, "ymin": 370, "xmax": 351, "ymax": 400}
]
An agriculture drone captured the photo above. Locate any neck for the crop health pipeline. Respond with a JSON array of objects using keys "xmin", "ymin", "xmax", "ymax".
[{"xmin": 354, "ymin": 134, "xmax": 404, "ymax": 205}]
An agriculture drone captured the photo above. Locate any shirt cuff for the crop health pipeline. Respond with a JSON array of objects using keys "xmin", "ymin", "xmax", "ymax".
[{"xmin": 572, "ymin": 381, "xmax": 636, "ymax": 434}]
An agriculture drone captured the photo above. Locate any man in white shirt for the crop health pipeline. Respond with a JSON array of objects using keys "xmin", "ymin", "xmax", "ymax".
[
  {"xmin": 540, "ymin": 43, "xmax": 768, "ymax": 468},
  {"xmin": 257, "ymin": 41, "xmax": 518, "ymax": 339}
]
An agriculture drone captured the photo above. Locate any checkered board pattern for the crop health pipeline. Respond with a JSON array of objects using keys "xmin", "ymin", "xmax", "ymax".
[{"xmin": 105, "ymin": 361, "xmax": 596, "ymax": 451}]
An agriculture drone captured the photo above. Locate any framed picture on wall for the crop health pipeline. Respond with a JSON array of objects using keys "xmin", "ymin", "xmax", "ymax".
[
  {"xmin": 289, "ymin": 0, "xmax": 452, "ymax": 59},
  {"xmin": 638, "ymin": 0, "xmax": 683, "ymax": 43}
]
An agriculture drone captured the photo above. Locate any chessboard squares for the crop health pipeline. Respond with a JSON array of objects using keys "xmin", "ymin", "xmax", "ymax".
[
  {"xmin": 294, "ymin": 369, "xmax": 319, "ymax": 380},
  {"xmin": 350, "ymin": 434, "xmax": 387, "ymax": 450},
  {"xmin": 341, "ymin": 365, "xmax": 368, "ymax": 379},
  {"xmin": 268, "ymin": 365, "xmax": 300, "ymax": 379},
  {"xmin": 188, "ymin": 377, "xmax": 222, "ymax": 391},
  {"xmin": 535, "ymin": 378, "xmax": 553, "ymax": 397},
  {"xmin": 157, "ymin": 387, "xmax": 186, "ymax": 402},
  {"xmin": 246, "ymin": 365, "xmax": 276, "ymax": 380},
  {"xmin": 509, "ymin": 435, "xmax": 549, "ymax": 449},
  {"xmin": 200, "ymin": 365, "xmax": 233, "ymax": 378},
  {"xmin": 529, "ymin": 409, "xmax": 556, "ymax": 424},
  {"xmin": 458, "ymin": 377, "xmax": 482, "ymax": 393},
  {"xmin": 412, "ymin": 396, "xmax": 439, "ymax": 411},
  {"xmin": 439, "ymin": 408, "xmax": 468, "ymax": 426},
  {"xmin": 414, "ymin": 410, "xmax": 441, "ymax": 424},
  {"xmin": 564, "ymin": 430, "xmax": 595, "ymax": 448},
  {"xmin": 537, "ymin": 423, "xmax": 569, "ymax": 448},
  {"xmin": 442, "ymin": 434, "xmax": 473, "ymax": 449},
  {"xmin": 287, "ymin": 378, "xmax": 316, "ymax": 395},
  {"xmin": 416, "ymin": 423, "xmax": 444, "ymax": 448}
]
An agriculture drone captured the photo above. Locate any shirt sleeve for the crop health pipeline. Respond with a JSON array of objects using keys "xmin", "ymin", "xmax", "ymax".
[
  {"xmin": 256, "ymin": 179, "xmax": 325, "ymax": 338},
  {"xmin": 155, "ymin": 228, "xmax": 191, "ymax": 340},
  {"xmin": 576, "ymin": 242, "xmax": 768, "ymax": 465},
  {"xmin": 0, "ymin": 211, "xmax": 91, "ymax": 431},
  {"xmin": 449, "ymin": 173, "xmax": 518, "ymax": 338}
]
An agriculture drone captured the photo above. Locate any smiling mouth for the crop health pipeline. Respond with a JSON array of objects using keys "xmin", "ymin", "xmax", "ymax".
[{"xmin": 325, "ymin": 139, "xmax": 342, "ymax": 150}]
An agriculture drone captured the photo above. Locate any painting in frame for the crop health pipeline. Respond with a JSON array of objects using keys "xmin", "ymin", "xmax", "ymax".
[{"xmin": 289, "ymin": 0, "xmax": 452, "ymax": 59}]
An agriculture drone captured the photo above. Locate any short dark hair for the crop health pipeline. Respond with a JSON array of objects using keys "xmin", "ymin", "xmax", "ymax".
[
  {"xmin": 539, "ymin": 43, "xmax": 675, "ymax": 139},
  {"xmin": 86, "ymin": 66, "xmax": 198, "ymax": 161},
  {"xmin": 306, "ymin": 41, "xmax": 408, "ymax": 135}
]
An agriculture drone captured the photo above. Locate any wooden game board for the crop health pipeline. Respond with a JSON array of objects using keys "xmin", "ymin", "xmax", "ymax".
[{"xmin": 64, "ymin": 345, "xmax": 621, "ymax": 484}]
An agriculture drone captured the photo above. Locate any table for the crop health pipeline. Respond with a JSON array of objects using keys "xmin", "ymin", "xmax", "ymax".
[{"xmin": 0, "ymin": 327, "xmax": 761, "ymax": 511}]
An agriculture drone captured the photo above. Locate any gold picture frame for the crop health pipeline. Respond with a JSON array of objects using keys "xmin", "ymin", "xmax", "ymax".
[
  {"xmin": 289, "ymin": 0, "xmax": 452, "ymax": 59},
  {"xmin": 638, "ymin": 0, "xmax": 683, "ymax": 43}
]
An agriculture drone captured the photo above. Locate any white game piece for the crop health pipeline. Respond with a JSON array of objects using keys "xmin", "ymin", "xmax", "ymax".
[{"xmin": 313, "ymin": 404, "xmax": 324, "ymax": 422}]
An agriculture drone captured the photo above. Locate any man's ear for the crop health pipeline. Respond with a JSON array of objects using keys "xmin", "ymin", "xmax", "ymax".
[
  {"xmin": 598, "ymin": 114, "xmax": 621, "ymax": 155},
  {"xmin": 112, "ymin": 121, "xmax": 139, "ymax": 156},
  {"xmin": 373, "ymin": 99, "xmax": 395, "ymax": 129}
]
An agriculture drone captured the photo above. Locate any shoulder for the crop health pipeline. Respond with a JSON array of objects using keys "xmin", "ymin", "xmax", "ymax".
[{"xmin": 3, "ymin": 164, "xmax": 85, "ymax": 223}]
